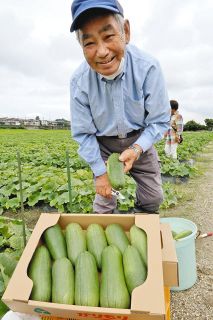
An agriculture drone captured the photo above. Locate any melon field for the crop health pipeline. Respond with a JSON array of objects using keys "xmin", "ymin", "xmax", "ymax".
[
  {"xmin": 0, "ymin": 129, "xmax": 213, "ymax": 318},
  {"xmin": 0, "ymin": 129, "xmax": 213, "ymax": 215}
]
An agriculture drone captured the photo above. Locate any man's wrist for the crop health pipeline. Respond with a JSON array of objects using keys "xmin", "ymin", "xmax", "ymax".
[
  {"xmin": 128, "ymin": 144, "xmax": 143, "ymax": 160},
  {"xmin": 95, "ymin": 171, "xmax": 107, "ymax": 178}
]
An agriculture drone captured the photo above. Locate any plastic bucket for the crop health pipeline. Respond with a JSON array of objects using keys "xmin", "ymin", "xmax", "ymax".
[{"xmin": 160, "ymin": 217, "xmax": 197, "ymax": 291}]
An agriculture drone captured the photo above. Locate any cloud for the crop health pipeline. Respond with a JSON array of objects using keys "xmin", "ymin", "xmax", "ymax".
[
  {"xmin": 132, "ymin": 0, "xmax": 213, "ymax": 123},
  {"xmin": 0, "ymin": 0, "xmax": 213, "ymax": 123},
  {"xmin": 0, "ymin": 1, "xmax": 82, "ymax": 120}
]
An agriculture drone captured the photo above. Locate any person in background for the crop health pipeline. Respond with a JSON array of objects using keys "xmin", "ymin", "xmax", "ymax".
[
  {"xmin": 70, "ymin": 0, "xmax": 171, "ymax": 214},
  {"xmin": 164, "ymin": 100, "xmax": 183, "ymax": 159}
]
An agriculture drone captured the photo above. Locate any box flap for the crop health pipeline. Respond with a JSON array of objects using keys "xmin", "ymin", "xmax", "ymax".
[
  {"xmin": 131, "ymin": 215, "xmax": 165, "ymax": 316},
  {"xmin": 161, "ymin": 223, "xmax": 179, "ymax": 287}
]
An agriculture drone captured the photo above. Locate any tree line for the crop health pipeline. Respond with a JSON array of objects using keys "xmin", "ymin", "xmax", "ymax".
[{"xmin": 184, "ymin": 119, "xmax": 213, "ymax": 131}]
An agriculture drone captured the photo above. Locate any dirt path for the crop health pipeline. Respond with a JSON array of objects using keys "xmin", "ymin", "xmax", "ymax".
[{"xmin": 160, "ymin": 142, "xmax": 213, "ymax": 319}]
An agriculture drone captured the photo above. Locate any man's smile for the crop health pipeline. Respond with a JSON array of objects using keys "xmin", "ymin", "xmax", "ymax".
[{"xmin": 97, "ymin": 56, "xmax": 115, "ymax": 65}]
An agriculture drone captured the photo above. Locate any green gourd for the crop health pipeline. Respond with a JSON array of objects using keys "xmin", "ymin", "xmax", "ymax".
[
  {"xmin": 100, "ymin": 245, "xmax": 130, "ymax": 309},
  {"xmin": 43, "ymin": 224, "xmax": 67, "ymax": 260},
  {"xmin": 52, "ymin": 257, "xmax": 74, "ymax": 304},
  {"xmin": 107, "ymin": 153, "xmax": 125, "ymax": 190},
  {"xmin": 86, "ymin": 224, "xmax": 107, "ymax": 270},
  {"xmin": 174, "ymin": 229, "xmax": 192, "ymax": 240},
  {"xmin": 65, "ymin": 222, "xmax": 87, "ymax": 266},
  {"xmin": 130, "ymin": 224, "xmax": 147, "ymax": 267},
  {"xmin": 28, "ymin": 245, "xmax": 51, "ymax": 302},
  {"xmin": 123, "ymin": 245, "xmax": 147, "ymax": 294},
  {"xmin": 75, "ymin": 251, "xmax": 99, "ymax": 307},
  {"xmin": 105, "ymin": 223, "xmax": 130, "ymax": 254}
]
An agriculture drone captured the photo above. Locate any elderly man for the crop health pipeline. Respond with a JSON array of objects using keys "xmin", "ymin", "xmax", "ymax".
[{"xmin": 70, "ymin": 0, "xmax": 170, "ymax": 214}]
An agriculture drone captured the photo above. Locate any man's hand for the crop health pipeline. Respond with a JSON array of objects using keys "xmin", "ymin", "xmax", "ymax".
[
  {"xmin": 119, "ymin": 144, "xmax": 142, "ymax": 173},
  {"xmin": 95, "ymin": 172, "xmax": 112, "ymax": 198}
]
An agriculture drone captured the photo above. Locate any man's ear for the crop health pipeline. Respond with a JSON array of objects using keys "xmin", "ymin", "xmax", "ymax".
[{"xmin": 124, "ymin": 19, "xmax": 130, "ymax": 44}]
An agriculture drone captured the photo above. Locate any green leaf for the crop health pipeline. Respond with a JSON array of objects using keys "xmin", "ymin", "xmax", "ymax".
[
  {"xmin": 8, "ymin": 235, "xmax": 24, "ymax": 251},
  {"xmin": 56, "ymin": 192, "xmax": 69, "ymax": 205},
  {"xmin": 5, "ymin": 198, "xmax": 20, "ymax": 210},
  {"xmin": 0, "ymin": 252, "xmax": 19, "ymax": 277},
  {"xmin": 0, "ymin": 265, "xmax": 10, "ymax": 288},
  {"xmin": 0, "ymin": 225, "xmax": 12, "ymax": 239},
  {"xmin": 78, "ymin": 189, "xmax": 93, "ymax": 196},
  {"xmin": 0, "ymin": 236, "xmax": 8, "ymax": 249},
  {"xmin": 71, "ymin": 178, "xmax": 84, "ymax": 187},
  {"xmin": 0, "ymin": 186, "xmax": 14, "ymax": 197},
  {"xmin": 57, "ymin": 184, "xmax": 68, "ymax": 192},
  {"xmin": 57, "ymin": 204, "xmax": 65, "ymax": 212},
  {"xmin": 0, "ymin": 300, "xmax": 9, "ymax": 318},
  {"xmin": 0, "ymin": 282, "xmax": 5, "ymax": 296},
  {"xmin": 27, "ymin": 192, "xmax": 41, "ymax": 206},
  {"xmin": 7, "ymin": 220, "xmax": 24, "ymax": 236},
  {"xmin": 0, "ymin": 271, "xmax": 5, "ymax": 295},
  {"xmin": 42, "ymin": 181, "xmax": 58, "ymax": 193}
]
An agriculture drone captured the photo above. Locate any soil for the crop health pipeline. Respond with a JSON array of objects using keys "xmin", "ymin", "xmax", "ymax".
[
  {"xmin": 2, "ymin": 142, "xmax": 213, "ymax": 319},
  {"xmin": 160, "ymin": 142, "xmax": 213, "ymax": 320}
]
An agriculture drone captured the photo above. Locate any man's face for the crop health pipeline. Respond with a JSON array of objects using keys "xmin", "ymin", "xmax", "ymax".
[{"xmin": 79, "ymin": 15, "xmax": 130, "ymax": 76}]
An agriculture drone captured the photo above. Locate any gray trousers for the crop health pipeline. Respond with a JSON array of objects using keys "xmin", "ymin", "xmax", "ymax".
[{"xmin": 93, "ymin": 131, "xmax": 163, "ymax": 214}]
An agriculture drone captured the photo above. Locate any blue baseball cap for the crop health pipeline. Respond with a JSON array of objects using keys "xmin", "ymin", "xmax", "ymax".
[{"xmin": 70, "ymin": 0, "xmax": 124, "ymax": 32}]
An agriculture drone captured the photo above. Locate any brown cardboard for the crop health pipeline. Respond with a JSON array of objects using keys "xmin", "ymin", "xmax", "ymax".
[
  {"xmin": 3, "ymin": 213, "xmax": 176, "ymax": 320},
  {"xmin": 160, "ymin": 224, "xmax": 179, "ymax": 287}
]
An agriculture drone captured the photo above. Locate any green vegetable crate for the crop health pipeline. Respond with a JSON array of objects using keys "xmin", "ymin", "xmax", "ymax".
[{"xmin": 2, "ymin": 213, "xmax": 178, "ymax": 320}]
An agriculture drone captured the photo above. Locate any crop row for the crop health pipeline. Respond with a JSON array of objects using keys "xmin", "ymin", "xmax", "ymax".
[{"xmin": 0, "ymin": 130, "xmax": 213, "ymax": 214}]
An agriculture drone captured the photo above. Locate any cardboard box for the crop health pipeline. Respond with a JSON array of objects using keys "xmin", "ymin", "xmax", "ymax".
[
  {"xmin": 2, "ymin": 213, "xmax": 178, "ymax": 320},
  {"xmin": 160, "ymin": 224, "xmax": 178, "ymax": 287}
]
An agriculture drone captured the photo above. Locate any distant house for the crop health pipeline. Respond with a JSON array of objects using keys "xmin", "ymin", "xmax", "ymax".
[
  {"xmin": 48, "ymin": 119, "xmax": 70, "ymax": 129},
  {"xmin": 40, "ymin": 120, "xmax": 48, "ymax": 126},
  {"xmin": 0, "ymin": 117, "xmax": 70, "ymax": 129},
  {"xmin": 0, "ymin": 117, "xmax": 22, "ymax": 126},
  {"xmin": 23, "ymin": 119, "xmax": 40, "ymax": 127},
  {"xmin": 55, "ymin": 119, "xmax": 71, "ymax": 128}
]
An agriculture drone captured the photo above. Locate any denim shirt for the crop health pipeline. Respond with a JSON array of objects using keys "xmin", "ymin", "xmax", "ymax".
[{"xmin": 70, "ymin": 44, "xmax": 170, "ymax": 176}]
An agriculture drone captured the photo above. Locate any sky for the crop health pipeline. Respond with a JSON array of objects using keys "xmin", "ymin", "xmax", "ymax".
[{"xmin": 0, "ymin": 0, "xmax": 213, "ymax": 124}]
